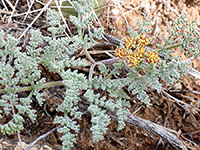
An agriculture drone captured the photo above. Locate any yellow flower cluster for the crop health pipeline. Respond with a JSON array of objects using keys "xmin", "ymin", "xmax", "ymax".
[
  {"xmin": 115, "ymin": 35, "xmax": 160, "ymax": 67},
  {"xmin": 115, "ymin": 47, "xmax": 127, "ymax": 61},
  {"xmin": 135, "ymin": 35, "xmax": 150, "ymax": 47},
  {"xmin": 123, "ymin": 37, "xmax": 136, "ymax": 50},
  {"xmin": 125, "ymin": 55, "xmax": 140, "ymax": 67},
  {"xmin": 146, "ymin": 51, "xmax": 160, "ymax": 65}
]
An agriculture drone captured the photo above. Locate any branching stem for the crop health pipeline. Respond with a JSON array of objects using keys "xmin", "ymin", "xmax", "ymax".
[
  {"xmin": 78, "ymin": 14, "xmax": 96, "ymax": 64},
  {"xmin": 0, "ymin": 43, "xmax": 184, "ymax": 93},
  {"xmin": 0, "ymin": 81, "xmax": 64, "ymax": 94}
]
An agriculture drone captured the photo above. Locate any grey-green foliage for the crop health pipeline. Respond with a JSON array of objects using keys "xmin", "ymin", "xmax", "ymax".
[
  {"xmin": 0, "ymin": 28, "xmax": 44, "ymax": 134},
  {"xmin": 0, "ymin": 1, "xmax": 199, "ymax": 150},
  {"xmin": 0, "ymin": 31, "xmax": 6, "ymax": 48},
  {"xmin": 128, "ymin": 18, "xmax": 152, "ymax": 37},
  {"xmin": 158, "ymin": 11, "xmax": 200, "ymax": 57}
]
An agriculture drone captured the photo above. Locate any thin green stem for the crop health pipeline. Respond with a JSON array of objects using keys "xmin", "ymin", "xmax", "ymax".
[
  {"xmin": 89, "ymin": 57, "xmax": 120, "ymax": 80},
  {"xmin": 78, "ymin": 14, "xmax": 95, "ymax": 64},
  {"xmin": 0, "ymin": 81, "xmax": 64, "ymax": 94},
  {"xmin": 104, "ymin": 69, "xmax": 116, "ymax": 80},
  {"xmin": 89, "ymin": 63, "xmax": 97, "ymax": 80},
  {"xmin": 157, "ymin": 43, "xmax": 182, "ymax": 52},
  {"xmin": 27, "ymin": 90, "xmax": 34, "ymax": 99}
]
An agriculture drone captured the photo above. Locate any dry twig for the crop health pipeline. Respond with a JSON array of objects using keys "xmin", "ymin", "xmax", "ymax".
[{"xmin": 126, "ymin": 114, "xmax": 187, "ymax": 150}]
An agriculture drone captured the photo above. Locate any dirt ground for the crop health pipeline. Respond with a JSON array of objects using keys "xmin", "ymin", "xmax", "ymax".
[{"xmin": 0, "ymin": 0, "xmax": 200, "ymax": 150}]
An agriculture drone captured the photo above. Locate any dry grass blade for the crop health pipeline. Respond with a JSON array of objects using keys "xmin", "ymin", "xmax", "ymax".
[
  {"xmin": 23, "ymin": 0, "xmax": 35, "ymax": 22},
  {"xmin": 54, "ymin": 0, "xmax": 71, "ymax": 36},
  {"xmin": 11, "ymin": 9, "xmax": 43, "ymax": 17},
  {"xmin": 162, "ymin": 90, "xmax": 188, "ymax": 105},
  {"xmin": 188, "ymin": 68, "xmax": 200, "ymax": 79},
  {"xmin": 8, "ymin": 0, "xmax": 19, "ymax": 24},
  {"xmin": 18, "ymin": 0, "xmax": 53, "ymax": 39},
  {"xmin": 4, "ymin": 0, "xmax": 14, "ymax": 10},
  {"xmin": 1, "ymin": 0, "xmax": 9, "ymax": 11},
  {"xmin": 115, "ymin": 0, "xmax": 129, "ymax": 26},
  {"xmin": 25, "ymin": 126, "xmax": 61, "ymax": 150}
]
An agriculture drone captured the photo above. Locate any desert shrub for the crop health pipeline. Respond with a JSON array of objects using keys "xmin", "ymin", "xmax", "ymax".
[{"xmin": 0, "ymin": 1, "xmax": 199, "ymax": 149}]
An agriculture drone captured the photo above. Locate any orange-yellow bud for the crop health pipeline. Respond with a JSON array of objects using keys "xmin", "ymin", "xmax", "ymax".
[
  {"xmin": 125, "ymin": 55, "xmax": 140, "ymax": 67},
  {"xmin": 145, "ymin": 51, "xmax": 160, "ymax": 65},
  {"xmin": 115, "ymin": 47, "xmax": 128, "ymax": 61}
]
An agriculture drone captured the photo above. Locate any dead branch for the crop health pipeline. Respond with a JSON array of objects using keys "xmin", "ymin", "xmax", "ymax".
[{"xmin": 126, "ymin": 114, "xmax": 187, "ymax": 150}]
